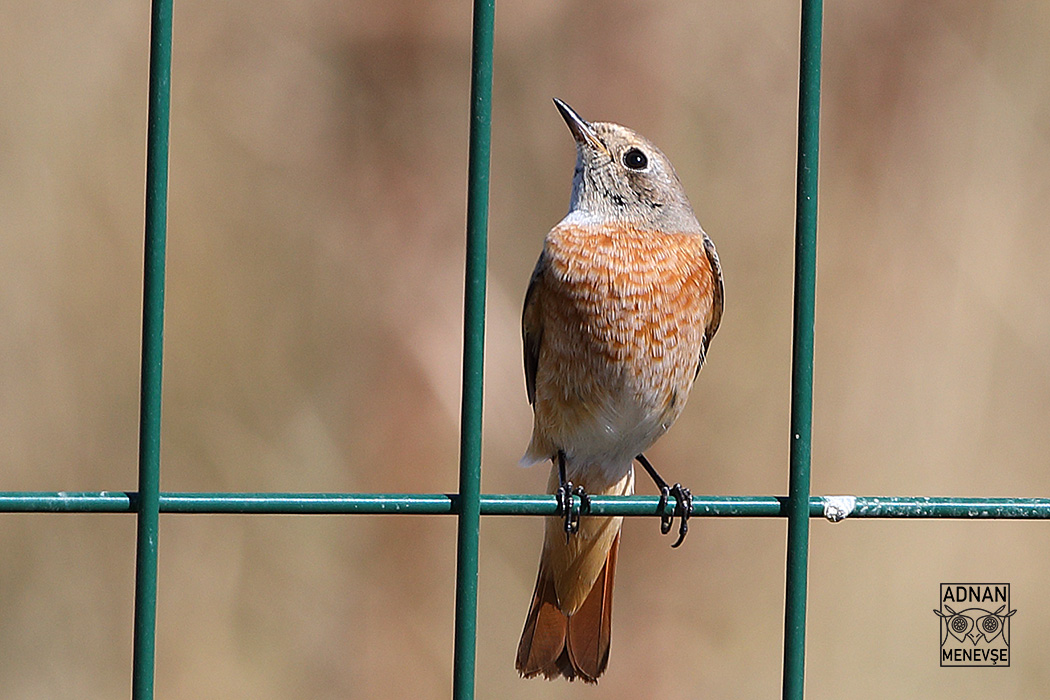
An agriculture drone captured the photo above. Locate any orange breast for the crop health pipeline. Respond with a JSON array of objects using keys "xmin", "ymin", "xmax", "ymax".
[{"xmin": 528, "ymin": 221, "xmax": 715, "ymax": 472}]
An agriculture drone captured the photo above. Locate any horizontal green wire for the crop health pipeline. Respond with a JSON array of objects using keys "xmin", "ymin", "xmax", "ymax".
[{"xmin": 2, "ymin": 492, "xmax": 1050, "ymax": 518}]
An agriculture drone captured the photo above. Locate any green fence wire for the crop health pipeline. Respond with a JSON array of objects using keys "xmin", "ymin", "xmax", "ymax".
[
  {"xmin": 132, "ymin": 0, "xmax": 173, "ymax": 697},
  {"xmin": 5, "ymin": 0, "xmax": 1050, "ymax": 698},
  {"xmin": 452, "ymin": 0, "xmax": 495, "ymax": 694},
  {"xmin": 6, "ymin": 492, "xmax": 1050, "ymax": 518},
  {"xmin": 782, "ymin": 0, "xmax": 822, "ymax": 696}
]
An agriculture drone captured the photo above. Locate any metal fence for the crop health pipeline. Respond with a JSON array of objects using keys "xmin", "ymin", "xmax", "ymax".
[{"xmin": 3, "ymin": 0, "xmax": 1049, "ymax": 698}]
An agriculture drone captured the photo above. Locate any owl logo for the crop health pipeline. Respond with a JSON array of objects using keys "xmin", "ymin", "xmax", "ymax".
[
  {"xmin": 934, "ymin": 605, "xmax": 1015, "ymax": 644},
  {"xmin": 935, "ymin": 584, "xmax": 1015, "ymax": 667}
]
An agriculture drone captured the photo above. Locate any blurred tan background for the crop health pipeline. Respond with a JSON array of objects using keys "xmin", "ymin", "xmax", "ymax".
[{"xmin": 3, "ymin": 0, "xmax": 1050, "ymax": 697}]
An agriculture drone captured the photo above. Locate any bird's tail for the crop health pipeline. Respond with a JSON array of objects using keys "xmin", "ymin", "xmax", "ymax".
[
  {"xmin": 515, "ymin": 466, "xmax": 632, "ymax": 683},
  {"xmin": 515, "ymin": 530, "xmax": 619, "ymax": 682}
]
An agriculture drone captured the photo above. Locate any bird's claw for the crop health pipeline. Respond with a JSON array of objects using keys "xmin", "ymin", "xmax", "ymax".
[
  {"xmin": 657, "ymin": 486, "xmax": 673, "ymax": 535},
  {"xmin": 557, "ymin": 482, "xmax": 590, "ymax": 541},
  {"xmin": 658, "ymin": 483, "xmax": 692, "ymax": 548}
]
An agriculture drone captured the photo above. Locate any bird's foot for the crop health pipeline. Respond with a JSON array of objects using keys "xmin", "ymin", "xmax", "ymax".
[
  {"xmin": 657, "ymin": 483, "xmax": 693, "ymax": 548},
  {"xmin": 557, "ymin": 482, "xmax": 591, "ymax": 541}
]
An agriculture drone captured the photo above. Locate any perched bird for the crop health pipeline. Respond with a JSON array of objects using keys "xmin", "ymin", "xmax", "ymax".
[{"xmin": 515, "ymin": 99, "xmax": 723, "ymax": 683}]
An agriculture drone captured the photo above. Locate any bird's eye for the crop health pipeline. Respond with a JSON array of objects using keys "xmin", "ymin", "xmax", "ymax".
[{"xmin": 622, "ymin": 147, "xmax": 648, "ymax": 170}]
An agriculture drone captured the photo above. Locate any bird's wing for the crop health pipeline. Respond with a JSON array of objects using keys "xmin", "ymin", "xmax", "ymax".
[
  {"xmin": 696, "ymin": 232, "xmax": 724, "ymax": 376},
  {"xmin": 522, "ymin": 253, "xmax": 546, "ymax": 406}
]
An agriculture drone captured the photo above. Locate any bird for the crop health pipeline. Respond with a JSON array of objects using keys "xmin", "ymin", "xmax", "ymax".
[{"xmin": 515, "ymin": 99, "xmax": 723, "ymax": 683}]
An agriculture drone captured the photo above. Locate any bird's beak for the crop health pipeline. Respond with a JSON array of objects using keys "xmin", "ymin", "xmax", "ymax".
[{"xmin": 554, "ymin": 98, "xmax": 607, "ymax": 155}]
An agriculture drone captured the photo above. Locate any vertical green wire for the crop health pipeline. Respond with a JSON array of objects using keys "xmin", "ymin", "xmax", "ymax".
[
  {"xmin": 133, "ymin": 0, "xmax": 173, "ymax": 697},
  {"xmin": 453, "ymin": 0, "xmax": 494, "ymax": 698},
  {"xmin": 782, "ymin": 0, "xmax": 822, "ymax": 698}
]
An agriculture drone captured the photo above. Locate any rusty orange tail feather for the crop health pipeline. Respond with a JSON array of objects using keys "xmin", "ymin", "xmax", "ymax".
[
  {"xmin": 516, "ymin": 532, "xmax": 620, "ymax": 683},
  {"xmin": 515, "ymin": 562, "xmax": 567, "ymax": 678}
]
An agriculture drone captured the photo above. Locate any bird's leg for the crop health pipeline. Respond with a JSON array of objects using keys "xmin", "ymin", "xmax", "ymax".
[
  {"xmin": 555, "ymin": 450, "xmax": 589, "ymax": 541},
  {"xmin": 555, "ymin": 450, "xmax": 577, "ymax": 539},
  {"xmin": 634, "ymin": 454, "xmax": 673, "ymax": 534},
  {"xmin": 636, "ymin": 454, "xmax": 693, "ymax": 548}
]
